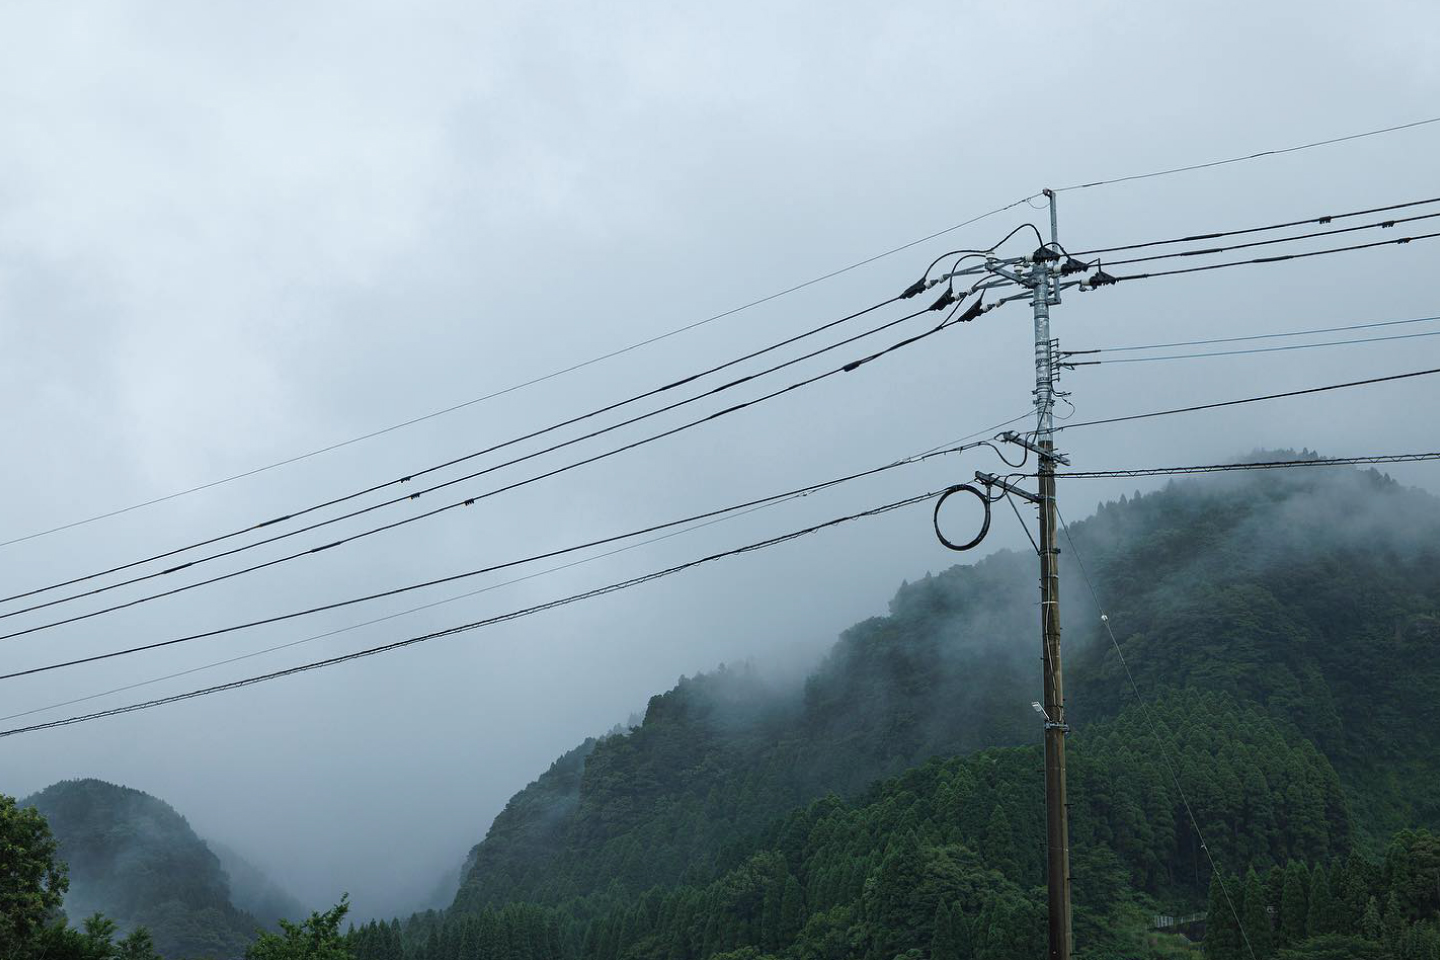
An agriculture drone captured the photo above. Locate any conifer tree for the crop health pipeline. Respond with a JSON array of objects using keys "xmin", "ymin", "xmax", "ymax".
[
  {"xmin": 1204, "ymin": 872, "xmax": 1244, "ymax": 960},
  {"xmin": 1382, "ymin": 891, "xmax": 1405, "ymax": 949},
  {"xmin": 778, "ymin": 876, "xmax": 805, "ymax": 946},
  {"xmin": 1242, "ymin": 868, "xmax": 1273, "ymax": 960},
  {"xmin": 929, "ymin": 902, "xmax": 961, "ymax": 960},
  {"xmin": 1278, "ymin": 861, "xmax": 1310, "ymax": 946},
  {"xmin": 1361, "ymin": 896, "xmax": 1382, "ymax": 941},
  {"xmin": 981, "ymin": 807, "xmax": 1018, "ymax": 879},
  {"xmin": 1306, "ymin": 864, "xmax": 1335, "ymax": 938}
]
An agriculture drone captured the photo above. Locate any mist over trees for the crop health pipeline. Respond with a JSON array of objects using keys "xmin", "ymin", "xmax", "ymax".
[{"xmin": 14, "ymin": 462, "xmax": 1440, "ymax": 958}]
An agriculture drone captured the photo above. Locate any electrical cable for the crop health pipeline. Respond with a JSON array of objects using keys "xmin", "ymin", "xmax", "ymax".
[
  {"xmin": 0, "ymin": 300, "xmax": 995, "ymax": 642},
  {"xmin": 1066, "ymin": 326, "xmax": 1440, "ymax": 366},
  {"xmin": 0, "ymin": 299, "xmax": 944, "ymax": 616},
  {"xmin": 1072, "ymin": 194, "xmax": 1440, "ymax": 256},
  {"xmin": 0, "ymin": 197, "xmax": 1041, "ymax": 552},
  {"xmin": 1101, "ymin": 230, "xmax": 1440, "ymax": 285},
  {"xmin": 0, "ymin": 292, "xmax": 906, "ymax": 607},
  {"xmin": 1053, "ymin": 452, "xmax": 1440, "ymax": 480},
  {"xmin": 918, "ymin": 224, "xmax": 1037, "ymax": 280},
  {"xmin": 1053, "ymin": 115, "xmax": 1440, "ymax": 193},
  {"xmin": 1, "ymin": 502, "xmax": 783, "ymax": 725},
  {"xmin": 2, "ymin": 440, "xmax": 991, "ymax": 679},
  {"xmin": 1095, "ymin": 208, "xmax": 1440, "ymax": 268},
  {"xmin": 1058, "ymin": 366, "xmax": 1440, "ymax": 432},
  {"xmin": 7, "ymin": 250, "xmax": 1009, "ymax": 614},
  {"xmin": 0, "ymin": 486, "xmax": 951, "ymax": 739},
  {"xmin": 1054, "ymin": 506, "xmax": 1258, "ymax": 960},
  {"xmin": 2, "ymin": 416, "xmax": 1030, "ymax": 724},
  {"xmin": 1069, "ymin": 313, "xmax": 1440, "ymax": 354}
]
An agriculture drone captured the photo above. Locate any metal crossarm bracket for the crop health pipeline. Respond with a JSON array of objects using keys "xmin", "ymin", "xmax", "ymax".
[
  {"xmin": 975, "ymin": 471, "xmax": 1042, "ymax": 504},
  {"xmin": 999, "ymin": 431, "xmax": 1071, "ymax": 465}
]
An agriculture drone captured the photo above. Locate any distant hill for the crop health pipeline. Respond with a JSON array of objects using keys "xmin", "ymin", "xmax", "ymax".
[
  {"xmin": 22, "ymin": 779, "xmax": 280, "ymax": 959},
  {"xmin": 432, "ymin": 457, "xmax": 1440, "ymax": 950},
  {"xmin": 206, "ymin": 839, "xmax": 308, "ymax": 930}
]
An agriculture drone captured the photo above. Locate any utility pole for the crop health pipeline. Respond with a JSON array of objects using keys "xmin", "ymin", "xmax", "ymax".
[
  {"xmin": 1032, "ymin": 188, "xmax": 1072, "ymax": 960},
  {"xmin": 935, "ymin": 188, "xmax": 1075, "ymax": 958}
]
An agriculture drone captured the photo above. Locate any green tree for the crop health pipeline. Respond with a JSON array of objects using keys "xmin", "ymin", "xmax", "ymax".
[
  {"xmin": 980, "ymin": 808, "xmax": 1018, "ymax": 880},
  {"xmin": 1360, "ymin": 896, "xmax": 1382, "ymax": 941},
  {"xmin": 1278, "ymin": 862, "xmax": 1310, "ymax": 946},
  {"xmin": 0, "ymin": 794, "xmax": 69, "ymax": 955},
  {"xmin": 930, "ymin": 902, "xmax": 961, "ymax": 960},
  {"xmin": 246, "ymin": 897, "xmax": 353, "ymax": 960},
  {"xmin": 1205, "ymin": 872, "xmax": 1244, "ymax": 960},
  {"xmin": 778, "ymin": 876, "xmax": 805, "ymax": 946},
  {"xmin": 1380, "ymin": 891, "xmax": 1405, "ymax": 950},
  {"xmin": 1242, "ymin": 868, "xmax": 1273, "ymax": 960},
  {"xmin": 1305, "ymin": 865, "xmax": 1334, "ymax": 938},
  {"xmin": 115, "ymin": 927, "xmax": 162, "ymax": 960}
]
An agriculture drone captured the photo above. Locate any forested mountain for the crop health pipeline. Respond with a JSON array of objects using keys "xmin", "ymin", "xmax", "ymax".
[
  {"xmin": 21, "ymin": 779, "xmax": 284, "ymax": 959},
  {"xmin": 20, "ymin": 459, "xmax": 1440, "ymax": 958},
  {"xmin": 402, "ymin": 457, "xmax": 1440, "ymax": 957}
]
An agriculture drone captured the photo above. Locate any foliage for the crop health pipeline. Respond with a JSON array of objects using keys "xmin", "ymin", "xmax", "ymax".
[
  {"xmin": 246, "ymin": 899, "xmax": 352, "ymax": 960},
  {"xmin": 0, "ymin": 793, "xmax": 69, "ymax": 955}
]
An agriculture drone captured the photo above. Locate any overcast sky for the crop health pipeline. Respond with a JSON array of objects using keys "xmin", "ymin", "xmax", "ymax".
[{"xmin": 2, "ymin": 0, "xmax": 1438, "ymax": 919}]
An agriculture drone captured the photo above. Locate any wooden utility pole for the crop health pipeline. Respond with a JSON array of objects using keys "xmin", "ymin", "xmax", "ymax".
[
  {"xmin": 1038, "ymin": 434, "xmax": 1072, "ymax": 959},
  {"xmin": 940, "ymin": 187, "xmax": 1074, "ymax": 957},
  {"xmin": 1032, "ymin": 189, "xmax": 1073, "ymax": 960}
]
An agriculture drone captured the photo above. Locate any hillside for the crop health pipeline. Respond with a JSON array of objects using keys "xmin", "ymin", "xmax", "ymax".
[
  {"xmin": 357, "ymin": 690, "xmax": 1367, "ymax": 959},
  {"xmin": 22, "ymin": 779, "xmax": 273, "ymax": 959},
  {"xmin": 426, "ymin": 458, "xmax": 1440, "ymax": 955}
]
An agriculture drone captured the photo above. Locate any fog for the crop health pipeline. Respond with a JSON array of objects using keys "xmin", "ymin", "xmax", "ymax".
[{"xmin": 2, "ymin": 0, "xmax": 1438, "ymax": 920}]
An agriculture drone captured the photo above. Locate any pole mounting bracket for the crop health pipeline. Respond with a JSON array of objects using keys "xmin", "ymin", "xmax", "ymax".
[
  {"xmin": 975, "ymin": 471, "xmax": 1042, "ymax": 505},
  {"xmin": 999, "ymin": 431, "xmax": 1070, "ymax": 465}
]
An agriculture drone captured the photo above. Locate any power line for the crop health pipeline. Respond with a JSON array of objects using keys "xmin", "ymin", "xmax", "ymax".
[
  {"xmin": 1, "ymin": 415, "xmax": 1030, "ymax": 724},
  {"xmin": 0, "ymin": 295, "xmax": 969, "ymax": 617},
  {"xmin": 1054, "ymin": 115, "xmax": 1440, "ymax": 193},
  {"xmin": 1072, "ymin": 194, "xmax": 1440, "ymax": 257},
  {"xmin": 6, "ymin": 257, "xmax": 1011, "ymax": 616},
  {"xmin": 1, "ymin": 504, "xmax": 779, "ymax": 725},
  {"xmin": 0, "ymin": 486, "xmax": 950, "ymax": 739},
  {"xmin": 1070, "ymin": 313, "xmax": 1440, "ymax": 354},
  {"xmin": 0, "ymin": 292, "xmax": 903, "ymax": 607},
  {"xmin": 1066, "ymin": 326, "xmax": 1440, "ymax": 366},
  {"xmin": 13, "ymin": 115, "xmax": 1440, "ymax": 551},
  {"xmin": 1096, "ymin": 208, "xmax": 1440, "ymax": 268},
  {"xmin": 1054, "ymin": 452, "xmax": 1440, "ymax": 480},
  {"xmin": 2, "ymin": 441, "xmax": 990, "ymax": 680},
  {"xmin": 1103, "ymin": 230, "xmax": 1440, "ymax": 284},
  {"xmin": 1058, "ymin": 366, "xmax": 1440, "ymax": 431},
  {"xmin": 0, "ymin": 198, "xmax": 1039, "ymax": 551},
  {"xmin": 0, "ymin": 302, "xmax": 993, "ymax": 642}
]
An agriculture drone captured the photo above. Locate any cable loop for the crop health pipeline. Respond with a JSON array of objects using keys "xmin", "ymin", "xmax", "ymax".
[{"xmin": 933, "ymin": 484, "xmax": 991, "ymax": 552}]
